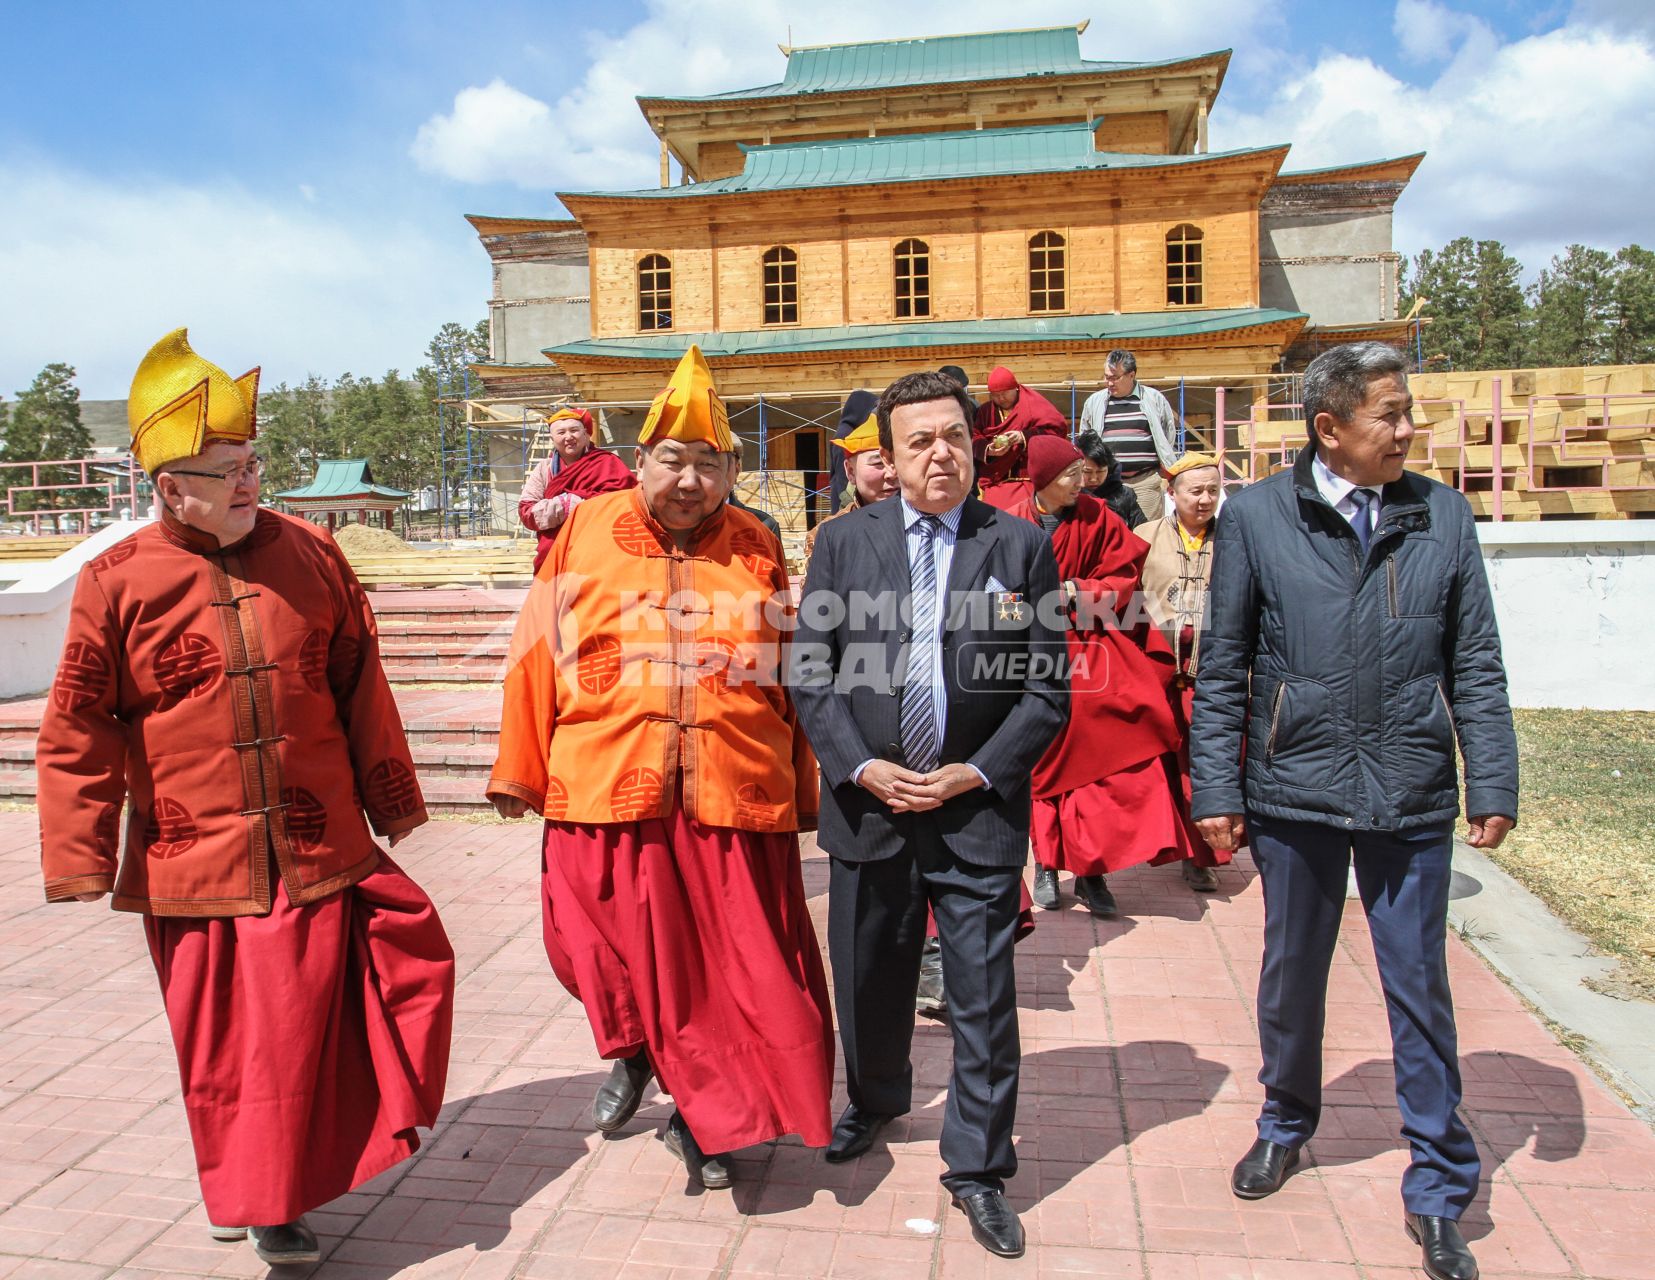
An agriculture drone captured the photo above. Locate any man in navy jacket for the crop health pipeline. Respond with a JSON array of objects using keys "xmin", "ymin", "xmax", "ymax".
[{"xmin": 1191, "ymin": 342, "xmax": 1517, "ymax": 1280}]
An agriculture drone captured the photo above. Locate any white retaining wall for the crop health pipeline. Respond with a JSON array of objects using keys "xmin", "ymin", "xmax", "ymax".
[
  {"xmin": 0, "ymin": 519, "xmax": 1651, "ymax": 709},
  {"xmin": 1479, "ymin": 523, "xmax": 1655, "ymax": 711}
]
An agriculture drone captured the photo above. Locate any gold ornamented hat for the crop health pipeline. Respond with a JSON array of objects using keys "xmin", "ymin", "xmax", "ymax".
[
  {"xmin": 637, "ymin": 345, "xmax": 735, "ymax": 453},
  {"xmin": 831, "ymin": 412, "xmax": 881, "ymax": 455},
  {"xmin": 1163, "ymin": 452, "xmax": 1221, "ymax": 480},
  {"xmin": 127, "ymin": 328, "xmax": 259, "ymax": 474}
]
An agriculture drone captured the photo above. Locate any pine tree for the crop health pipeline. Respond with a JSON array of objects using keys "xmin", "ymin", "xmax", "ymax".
[
  {"xmin": 1530, "ymin": 245, "xmax": 1617, "ymax": 367},
  {"xmin": 1402, "ymin": 237, "xmax": 1527, "ymax": 370},
  {"xmin": 9, "ymin": 364, "xmax": 92, "ymax": 519},
  {"xmin": 1608, "ymin": 245, "xmax": 1655, "ymax": 366}
]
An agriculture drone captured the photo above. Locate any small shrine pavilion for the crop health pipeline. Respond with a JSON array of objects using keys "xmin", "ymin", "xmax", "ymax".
[{"xmin": 273, "ymin": 459, "xmax": 410, "ymax": 532}]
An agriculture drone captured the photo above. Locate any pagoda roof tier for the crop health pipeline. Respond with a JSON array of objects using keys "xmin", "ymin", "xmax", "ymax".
[
  {"xmin": 544, "ymin": 308, "xmax": 1308, "ymax": 365},
  {"xmin": 562, "ymin": 125, "xmax": 1287, "ymax": 204},
  {"xmin": 273, "ymin": 459, "xmax": 410, "ymax": 503},
  {"xmin": 638, "ymin": 27, "xmax": 1226, "ymax": 101},
  {"xmin": 1272, "ymin": 153, "xmax": 1426, "ymax": 186}
]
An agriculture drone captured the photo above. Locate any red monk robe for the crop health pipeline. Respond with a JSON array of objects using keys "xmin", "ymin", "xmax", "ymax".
[
  {"xmin": 982, "ymin": 482, "xmax": 1206, "ymax": 875},
  {"xmin": 37, "ymin": 507, "xmax": 455, "ymax": 1228},
  {"xmin": 489, "ymin": 486, "xmax": 834, "ymax": 1156},
  {"xmin": 519, "ymin": 409, "xmax": 637, "ymax": 573},
  {"xmin": 971, "ymin": 381, "xmax": 1070, "ymax": 486}
]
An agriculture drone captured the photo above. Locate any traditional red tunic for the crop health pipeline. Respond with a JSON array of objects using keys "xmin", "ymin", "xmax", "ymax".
[
  {"xmin": 37, "ymin": 507, "xmax": 455, "ymax": 1224},
  {"xmin": 982, "ymin": 484, "xmax": 1205, "ymax": 874},
  {"xmin": 541, "ymin": 803, "xmax": 832, "ymax": 1152},
  {"xmin": 147, "ymin": 855, "xmax": 453, "ymax": 1225},
  {"xmin": 519, "ymin": 446, "xmax": 637, "ymax": 573},
  {"xmin": 490, "ymin": 490, "xmax": 833, "ymax": 1152},
  {"xmin": 970, "ymin": 383, "xmax": 1069, "ymax": 486}
]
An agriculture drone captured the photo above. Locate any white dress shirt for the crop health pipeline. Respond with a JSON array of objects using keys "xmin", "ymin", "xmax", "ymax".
[
  {"xmin": 851, "ymin": 497, "xmax": 988, "ymax": 788},
  {"xmin": 1311, "ymin": 452, "xmax": 1380, "ymax": 539}
]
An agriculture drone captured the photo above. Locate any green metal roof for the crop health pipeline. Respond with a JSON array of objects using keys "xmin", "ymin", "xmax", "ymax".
[
  {"xmin": 564, "ymin": 125, "xmax": 1283, "ymax": 201},
  {"xmin": 641, "ymin": 29, "xmax": 1225, "ymax": 101},
  {"xmin": 273, "ymin": 459, "xmax": 411, "ymax": 502},
  {"xmin": 544, "ymin": 309, "xmax": 1308, "ymax": 362}
]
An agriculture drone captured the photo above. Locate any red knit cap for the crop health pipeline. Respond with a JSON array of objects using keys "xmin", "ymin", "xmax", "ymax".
[
  {"xmin": 986, "ymin": 366, "xmax": 1017, "ymax": 394},
  {"xmin": 1027, "ymin": 434, "xmax": 1083, "ymax": 490}
]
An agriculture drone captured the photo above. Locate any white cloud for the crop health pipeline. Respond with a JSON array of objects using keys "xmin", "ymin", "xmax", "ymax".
[
  {"xmin": 410, "ymin": 0, "xmax": 1284, "ymax": 194},
  {"xmin": 0, "ymin": 162, "xmax": 480, "ymax": 400},
  {"xmin": 1218, "ymin": 5, "xmax": 1655, "ymax": 270},
  {"xmin": 1393, "ymin": 0, "xmax": 1494, "ymax": 63}
]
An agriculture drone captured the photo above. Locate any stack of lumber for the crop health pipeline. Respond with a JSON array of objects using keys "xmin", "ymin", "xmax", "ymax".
[
  {"xmin": 1227, "ymin": 363, "xmax": 1655, "ymax": 520},
  {"xmin": 0, "ymin": 534, "xmax": 88, "ymax": 562}
]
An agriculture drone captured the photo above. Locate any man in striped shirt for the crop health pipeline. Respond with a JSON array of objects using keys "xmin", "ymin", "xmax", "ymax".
[{"xmin": 1077, "ymin": 349, "xmax": 1183, "ymax": 520}]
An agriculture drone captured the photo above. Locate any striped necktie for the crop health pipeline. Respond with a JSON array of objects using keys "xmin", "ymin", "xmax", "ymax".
[{"xmin": 900, "ymin": 515, "xmax": 942, "ymax": 774}]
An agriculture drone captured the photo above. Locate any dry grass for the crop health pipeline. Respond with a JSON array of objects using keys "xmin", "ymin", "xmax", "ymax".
[{"xmin": 1490, "ymin": 709, "xmax": 1655, "ymax": 1001}]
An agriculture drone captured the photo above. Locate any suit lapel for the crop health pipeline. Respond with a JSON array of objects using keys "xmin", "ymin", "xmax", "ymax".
[
  {"xmin": 865, "ymin": 500, "xmax": 912, "ymax": 593},
  {"xmin": 945, "ymin": 500, "xmax": 996, "ymax": 617}
]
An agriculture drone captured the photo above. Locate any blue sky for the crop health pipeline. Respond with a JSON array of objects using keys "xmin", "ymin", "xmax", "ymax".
[{"xmin": 3, "ymin": 0, "xmax": 1651, "ymax": 398}]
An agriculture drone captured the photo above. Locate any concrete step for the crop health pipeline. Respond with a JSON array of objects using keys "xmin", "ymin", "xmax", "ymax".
[
  {"xmin": 408, "ymin": 743, "xmax": 496, "ymax": 778},
  {"xmin": 376, "ymin": 620, "xmax": 514, "ymax": 639},
  {"xmin": 0, "ymin": 768, "xmax": 36, "ymax": 800},
  {"xmin": 0, "ymin": 740, "xmax": 35, "ymax": 766},
  {"xmin": 416, "ymin": 774, "xmax": 498, "ymax": 816},
  {"xmin": 385, "ymin": 667, "xmax": 503, "ymax": 686},
  {"xmin": 378, "ymin": 648, "xmax": 508, "ymax": 669}
]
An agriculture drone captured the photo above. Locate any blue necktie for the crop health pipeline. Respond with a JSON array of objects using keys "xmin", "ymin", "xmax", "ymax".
[
  {"xmin": 900, "ymin": 516, "xmax": 942, "ymax": 774},
  {"xmin": 1349, "ymin": 488, "xmax": 1376, "ymax": 556}
]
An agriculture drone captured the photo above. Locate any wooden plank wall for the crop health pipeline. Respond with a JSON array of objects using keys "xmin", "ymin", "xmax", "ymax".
[{"xmin": 582, "ymin": 166, "xmax": 1270, "ymax": 339}]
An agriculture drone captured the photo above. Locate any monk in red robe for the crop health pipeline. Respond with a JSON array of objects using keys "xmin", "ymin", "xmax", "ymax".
[
  {"xmin": 983, "ymin": 435, "xmax": 1199, "ymax": 918},
  {"xmin": 519, "ymin": 406, "xmax": 637, "ymax": 572},
  {"xmin": 36, "ymin": 330, "xmax": 454, "ymax": 1267},
  {"xmin": 488, "ymin": 345, "xmax": 832, "ymax": 1191},
  {"xmin": 971, "ymin": 365, "xmax": 1070, "ymax": 486}
]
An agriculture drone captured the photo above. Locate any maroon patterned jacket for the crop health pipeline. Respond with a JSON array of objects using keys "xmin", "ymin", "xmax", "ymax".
[{"xmin": 37, "ymin": 507, "xmax": 426, "ymax": 916}]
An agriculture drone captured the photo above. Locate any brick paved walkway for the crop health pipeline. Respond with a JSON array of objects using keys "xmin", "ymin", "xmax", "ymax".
[{"xmin": 2, "ymin": 812, "xmax": 1652, "ymax": 1279}]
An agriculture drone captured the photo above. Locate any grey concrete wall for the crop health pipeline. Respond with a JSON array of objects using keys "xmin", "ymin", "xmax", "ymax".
[
  {"xmin": 489, "ymin": 260, "xmax": 592, "ymax": 364},
  {"xmin": 1259, "ymin": 208, "xmax": 1399, "ymax": 326}
]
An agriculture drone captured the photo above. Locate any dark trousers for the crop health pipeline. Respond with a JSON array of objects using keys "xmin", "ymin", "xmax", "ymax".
[
  {"xmin": 827, "ymin": 817, "xmax": 1022, "ymax": 1197},
  {"xmin": 1248, "ymin": 813, "xmax": 1480, "ymax": 1219}
]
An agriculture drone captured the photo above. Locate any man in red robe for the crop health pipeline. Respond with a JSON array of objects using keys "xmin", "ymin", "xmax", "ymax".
[
  {"xmin": 519, "ymin": 406, "xmax": 637, "ymax": 572},
  {"xmin": 36, "ymin": 329, "xmax": 454, "ymax": 1267},
  {"xmin": 971, "ymin": 365, "xmax": 1070, "ymax": 486},
  {"xmin": 982, "ymin": 435, "xmax": 1197, "ymax": 918},
  {"xmin": 488, "ymin": 345, "xmax": 832, "ymax": 1191}
]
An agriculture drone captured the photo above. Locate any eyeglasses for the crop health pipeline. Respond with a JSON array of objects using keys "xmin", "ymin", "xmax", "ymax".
[{"xmin": 168, "ymin": 456, "xmax": 265, "ymax": 484}]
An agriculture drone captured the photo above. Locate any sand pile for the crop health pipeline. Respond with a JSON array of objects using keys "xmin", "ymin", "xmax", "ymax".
[{"xmin": 334, "ymin": 522, "xmax": 412, "ymax": 556}]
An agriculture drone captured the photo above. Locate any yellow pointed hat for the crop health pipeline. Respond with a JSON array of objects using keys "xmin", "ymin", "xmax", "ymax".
[
  {"xmin": 637, "ymin": 345, "xmax": 735, "ymax": 452},
  {"xmin": 831, "ymin": 412, "xmax": 881, "ymax": 455},
  {"xmin": 128, "ymin": 328, "xmax": 260, "ymax": 474}
]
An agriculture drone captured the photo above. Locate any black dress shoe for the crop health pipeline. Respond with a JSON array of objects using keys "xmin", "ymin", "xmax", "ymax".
[
  {"xmin": 249, "ymin": 1220, "xmax": 321, "ymax": 1266},
  {"xmin": 824, "ymin": 1104, "xmax": 895, "ymax": 1163},
  {"xmin": 1074, "ymin": 874, "xmax": 1118, "ymax": 918},
  {"xmin": 1406, "ymin": 1213, "xmax": 1479, "ymax": 1280},
  {"xmin": 1182, "ymin": 861, "xmax": 1220, "ymax": 892},
  {"xmin": 592, "ymin": 1049, "xmax": 653, "ymax": 1132},
  {"xmin": 664, "ymin": 1110, "xmax": 731, "ymax": 1189},
  {"xmin": 953, "ymin": 1191, "xmax": 1025, "ymax": 1258},
  {"xmin": 1231, "ymin": 1138, "xmax": 1300, "ymax": 1199},
  {"xmin": 1031, "ymin": 866, "xmax": 1060, "ymax": 910},
  {"xmin": 915, "ymin": 937, "xmax": 947, "ymax": 1017}
]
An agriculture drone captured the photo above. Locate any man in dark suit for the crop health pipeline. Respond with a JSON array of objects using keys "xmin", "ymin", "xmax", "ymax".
[
  {"xmin": 791, "ymin": 370, "xmax": 1068, "ymax": 1259},
  {"xmin": 1191, "ymin": 342, "xmax": 1518, "ymax": 1280}
]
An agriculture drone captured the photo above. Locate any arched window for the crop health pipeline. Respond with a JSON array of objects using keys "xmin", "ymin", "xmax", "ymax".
[
  {"xmin": 637, "ymin": 254, "xmax": 673, "ymax": 331},
  {"xmin": 762, "ymin": 246, "xmax": 799, "ymax": 325},
  {"xmin": 894, "ymin": 238, "xmax": 931, "ymax": 319},
  {"xmin": 1166, "ymin": 224, "xmax": 1204, "ymax": 306},
  {"xmin": 1028, "ymin": 231, "xmax": 1066, "ymax": 313}
]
